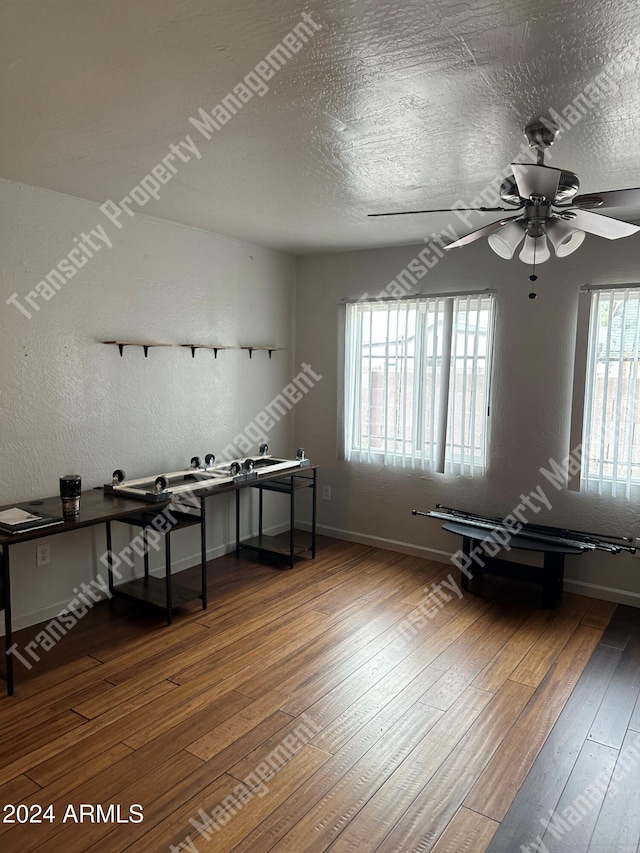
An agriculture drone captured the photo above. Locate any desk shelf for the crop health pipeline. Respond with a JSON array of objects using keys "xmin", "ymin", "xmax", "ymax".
[
  {"xmin": 119, "ymin": 509, "xmax": 201, "ymax": 531},
  {"xmin": 112, "ymin": 577, "xmax": 201, "ymax": 609},
  {"xmin": 256, "ymin": 476, "xmax": 315, "ymax": 494},
  {"xmin": 239, "ymin": 530, "xmax": 314, "ymax": 559},
  {"xmin": 109, "ymin": 507, "xmax": 205, "ymax": 624},
  {"xmin": 236, "ymin": 468, "xmax": 317, "ymax": 568}
]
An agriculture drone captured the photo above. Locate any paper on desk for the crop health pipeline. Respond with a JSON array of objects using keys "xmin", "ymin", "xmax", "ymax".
[{"xmin": 0, "ymin": 507, "xmax": 43, "ymax": 525}]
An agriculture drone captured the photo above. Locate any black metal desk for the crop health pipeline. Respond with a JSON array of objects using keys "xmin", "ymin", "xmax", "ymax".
[
  {"xmin": 0, "ymin": 490, "xmax": 194, "ymax": 696},
  {"xmin": 1, "ymin": 464, "xmax": 319, "ymax": 695}
]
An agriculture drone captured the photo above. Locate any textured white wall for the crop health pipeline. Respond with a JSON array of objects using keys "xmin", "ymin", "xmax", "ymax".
[
  {"xmin": 295, "ymin": 234, "xmax": 640, "ymax": 606},
  {"xmin": 3, "ymin": 174, "xmax": 639, "ymax": 631},
  {"xmin": 1, "ymin": 179, "xmax": 297, "ymax": 629}
]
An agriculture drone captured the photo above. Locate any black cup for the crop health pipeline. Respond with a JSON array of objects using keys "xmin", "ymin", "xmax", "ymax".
[{"xmin": 60, "ymin": 475, "xmax": 81, "ymax": 518}]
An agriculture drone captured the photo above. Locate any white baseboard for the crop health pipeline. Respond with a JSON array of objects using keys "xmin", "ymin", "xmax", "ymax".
[
  {"xmin": 297, "ymin": 521, "xmax": 451, "ymax": 561},
  {"xmin": 563, "ymin": 578, "xmax": 640, "ymax": 608},
  {"xmin": 299, "ymin": 522, "xmax": 640, "ymax": 610},
  {"xmin": 8, "ymin": 520, "xmax": 639, "ymax": 637}
]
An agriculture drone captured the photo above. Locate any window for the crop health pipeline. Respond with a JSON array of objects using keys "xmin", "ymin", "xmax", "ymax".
[
  {"xmin": 579, "ymin": 286, "xmax": 640, "ymax": 497},
  {"xmin": 343, "ymin": 293, "xmax": 495, "ymax": 474}
]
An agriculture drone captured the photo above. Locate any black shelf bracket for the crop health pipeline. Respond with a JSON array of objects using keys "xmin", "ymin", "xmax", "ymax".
[
  {"xmin": 103, "ymin": 341, "xmax": 172, "ymax": 358},
  {"xmin": 241, "ymin": 346, "xmax": 285, "ymax": 359},
  {"xmin": 181, "ymin": 344, "xmax": 228, "ymax": 359}
]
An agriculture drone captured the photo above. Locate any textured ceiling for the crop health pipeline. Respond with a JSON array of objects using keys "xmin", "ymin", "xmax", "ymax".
[{"xmin": 1, "ymin": 0, "xmax": 640, "ymax": 253}]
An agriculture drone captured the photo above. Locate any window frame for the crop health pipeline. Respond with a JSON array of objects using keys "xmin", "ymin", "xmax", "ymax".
[
  {"xmin": 571, "ymin": 284, "xmax": 640, "ymax": 498},
  {"xmin": 341, "ymin": 291, "xmax": 496, "ymax": 476}
]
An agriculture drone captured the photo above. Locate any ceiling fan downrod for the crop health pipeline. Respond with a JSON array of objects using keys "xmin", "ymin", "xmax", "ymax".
[{"xmin": 524, "ymin": 118, "xmax": 557, "ymax": 166}]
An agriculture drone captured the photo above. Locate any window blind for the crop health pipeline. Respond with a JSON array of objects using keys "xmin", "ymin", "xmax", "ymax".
[
  {"xmin": 582, "ymin": 287, "xmax": 640, "ymax": 497},
  {"xmin": 344, "ymin": 294, "xmax": 494, "ymax": 474}
]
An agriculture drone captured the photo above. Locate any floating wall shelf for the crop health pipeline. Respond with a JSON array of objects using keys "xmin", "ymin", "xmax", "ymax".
[
  {"xmin": 102, "ymin": 341, "xmax": 286, "ymax": 360},
  {"xmin": 241, "ymin": 346, "xmax": 287, "ymax": 359},
  {"xmin": 103, "ymin": 341, "xmax": 172, "ymax": 357},
  {"xmin": 180, "ymin": 344, "xmax": 235, "ymax": 358}
]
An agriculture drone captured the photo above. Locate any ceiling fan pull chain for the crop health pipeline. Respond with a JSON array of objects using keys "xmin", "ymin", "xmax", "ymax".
[{"xmin": 528, "ymin": 239, "xmax": 538, "ymax": 299}]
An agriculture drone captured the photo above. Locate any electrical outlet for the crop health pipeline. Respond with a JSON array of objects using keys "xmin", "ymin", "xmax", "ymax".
[
  {"xmin": 36, "ymin": 543, "xmax": 50, "ymax": 567},
  {"xmin": 322, "ymin": 485, "xmax": 332, "ymax": 501}
]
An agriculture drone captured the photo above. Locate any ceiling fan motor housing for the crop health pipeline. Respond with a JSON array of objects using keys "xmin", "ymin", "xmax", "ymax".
[
  {"xmin": 524, "ymin": 119, "xmax": 558, "ymax": 151},
  {"xmin": 499, "ymin": 170, "xmax": 580, "ymax": 207},
  {"xmin": 522, "ymin": 203, "xmax": 551, "ymax": 238}
]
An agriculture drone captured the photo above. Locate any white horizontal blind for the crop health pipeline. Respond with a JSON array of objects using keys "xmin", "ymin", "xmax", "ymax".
[
  {"xmin": 344, "ymin": 294, "xmax": 494, "ymax": 473},
  {"xmin": 582, "ymin": 288, "xmax": 640, "ymax": 497}
]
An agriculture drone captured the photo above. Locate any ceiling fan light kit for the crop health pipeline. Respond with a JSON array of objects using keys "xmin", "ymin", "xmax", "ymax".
[
  {"xmin": 487, "ymin": 221, "xmax": 525, "ymax": 259},
  {"xmin": 547, "ymin": 219, "xmax": 586, "ymax": 257},
  {"xmin": 519, "ymin": 234, "xmax": 551, "ymax": 265},
  {"xmin": 369, "ymin": 118, "xmax": 640, "ymax": 290}
]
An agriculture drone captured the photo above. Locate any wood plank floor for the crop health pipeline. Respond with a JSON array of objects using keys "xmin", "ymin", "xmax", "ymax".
[{"xmin": 0, "ymin": 535, "xmax": 634, "ymax": 852}]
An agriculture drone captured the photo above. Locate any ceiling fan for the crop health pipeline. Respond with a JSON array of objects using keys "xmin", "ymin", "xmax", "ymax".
[{"xmin": 369, "ymin": 119, "xmax": 640, "ymax": 276}]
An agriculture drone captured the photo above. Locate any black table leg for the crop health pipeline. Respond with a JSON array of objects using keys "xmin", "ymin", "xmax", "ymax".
[
  {"xmin": 461, "ymin": 535, "xmax": 471, "ymax": 591},
  {"xmin": 200, "ymin": 496, "xmax": 207, "ymax": 610},
  {"xmin": 556, "ymin": 556, "xmax": 565, "ymax": 600},
  {"xmin": 165, "ymin": 531, "xmax": 172, "ymax": 626},
  {"xmin": 311, "ymin": 468, "xmax": 317, "ymax": 559},
  {"xmin": 2, "ymin": 546, "xmax": 14, "ymax": 696},
  {"xmin": 289, "ymin": 474, "xmax": 295, "ymax": 569},
  {"xmin": 143, "ymin": 526, "xmax": 149, "ymax": 582},
  {"xmin": 235, "ymin": 490, "xmax": 240, "ymax": 557},
  {"xmin": 106, "ymin": 521, "xmax": 114, "ymax": 597},
  {"xmin": 542, "ymin": 551, "xmax": 564, "ymax": 609}
]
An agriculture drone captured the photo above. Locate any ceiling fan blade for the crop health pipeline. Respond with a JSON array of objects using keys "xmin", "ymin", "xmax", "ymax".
[
  {"xmin": 511, "ymin": 164, "xmax": 562, "ymax": 202},
  {"xmin": 563, "ymin": 208, "xmax": 640, "ymax": 239},
  {"xmin": 572, "ymin": 186, "xmax": 640, "ymax": 210},
  {"xmin": 368, "ymin": 206, "xmax": 520, "ymax": 218},
  {"xmin": 444, "ymin": 216, "xmax": 522, "ymax": 249}
]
